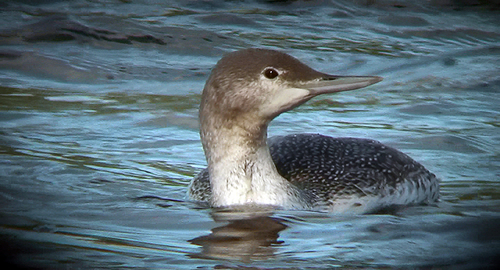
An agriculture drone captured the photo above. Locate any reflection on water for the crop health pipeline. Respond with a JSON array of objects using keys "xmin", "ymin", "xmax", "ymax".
[
  {"xmin": 1, "ymin": 0, "xmax": 500, "ymax": 269},
  {"xmin": 189, "ymin": 207, "xmax": 287, "ymax": 262},
  {"xmin": 188, "ymin": 206, "xmax": 500, "ymax": 268}
]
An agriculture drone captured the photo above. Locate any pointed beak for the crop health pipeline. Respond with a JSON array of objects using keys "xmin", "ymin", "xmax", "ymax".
[
  {"xmin": 261, "ymin": 73, "xmax": 383, "ymax": 119},
  {"xmin": 298, "ymin": 75, "xmax": 383, "ymax": 96}
]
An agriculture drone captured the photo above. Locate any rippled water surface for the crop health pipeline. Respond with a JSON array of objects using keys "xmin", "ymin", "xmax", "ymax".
[{"xmin": 1, "ymin": 0, "xmax": 499, "ymax": 269}]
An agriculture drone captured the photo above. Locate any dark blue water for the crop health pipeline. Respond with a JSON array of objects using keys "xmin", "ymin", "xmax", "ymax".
[{"xmin": 1, "ymin": 0, "xmax": 499, "ymax": 269}]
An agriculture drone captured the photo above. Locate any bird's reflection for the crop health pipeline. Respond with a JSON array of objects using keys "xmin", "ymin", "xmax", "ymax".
[{"xmin": 189, "ymin": 206, "xmax": 288, "ymax": 262}]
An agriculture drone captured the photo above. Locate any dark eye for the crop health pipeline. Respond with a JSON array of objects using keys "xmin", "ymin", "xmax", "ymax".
[{"xmin": 263, "ymin": 68, "xmax": 279, "ymax": 79}]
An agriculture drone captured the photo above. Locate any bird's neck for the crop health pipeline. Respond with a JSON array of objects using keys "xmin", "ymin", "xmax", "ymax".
[{"xmin": 200, "ymin": 114, "xmax": 305, "ymax": 209}]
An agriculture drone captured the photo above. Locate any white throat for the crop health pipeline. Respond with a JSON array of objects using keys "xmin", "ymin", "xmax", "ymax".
[{"xmin": 203, "ymin": 125, "xmax": 307, "ymax": 209}]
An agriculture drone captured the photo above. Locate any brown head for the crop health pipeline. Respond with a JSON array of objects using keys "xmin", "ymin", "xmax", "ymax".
[{"xmin": 200, "ymin": 48, "xmax": 382, "ymax": 154}]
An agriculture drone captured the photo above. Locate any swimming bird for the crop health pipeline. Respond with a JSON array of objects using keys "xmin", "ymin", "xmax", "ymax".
[{"xmin": 188, "ymin": 48, "xmax": 439, "ymax": 214}]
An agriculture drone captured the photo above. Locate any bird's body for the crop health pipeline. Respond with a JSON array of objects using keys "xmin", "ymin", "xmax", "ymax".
[{"xmin": 188, "ymin": 48, "xmax": 439, "ymax": 213}]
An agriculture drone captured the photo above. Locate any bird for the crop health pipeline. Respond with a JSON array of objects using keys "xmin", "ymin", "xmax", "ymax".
[{"xmin": 188, "ymin": 48, "xmax": 439, "ymax": 214}]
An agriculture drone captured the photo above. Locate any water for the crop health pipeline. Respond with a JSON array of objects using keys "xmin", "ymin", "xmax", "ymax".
[{"xmin": 1, "ymin": 0, "xmax": 499, "ymax": 269}]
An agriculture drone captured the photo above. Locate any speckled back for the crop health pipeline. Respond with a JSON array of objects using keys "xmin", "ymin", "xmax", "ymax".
[{"xmin": 189, "ymin": 133, "xmax": 439, "ymax": 212}]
